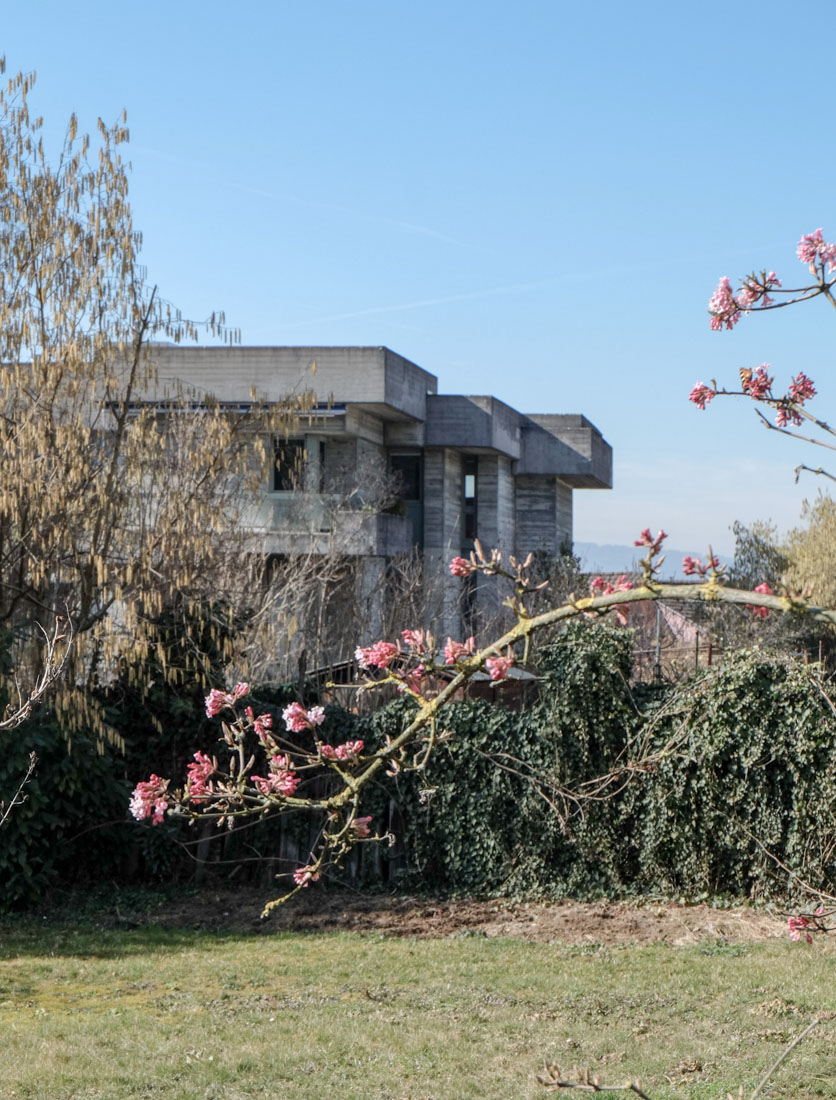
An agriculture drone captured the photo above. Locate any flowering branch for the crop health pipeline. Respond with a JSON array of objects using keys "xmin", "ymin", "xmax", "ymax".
[
  {"xmin": 693, "ymin": 228, "xmax": 836, "ymax": 480},
  {"xmin": 129, "ymin": 532, "xmax": 836, "ymax": 918}
]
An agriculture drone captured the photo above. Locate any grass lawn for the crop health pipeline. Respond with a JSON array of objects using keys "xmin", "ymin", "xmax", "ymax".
[{"xmin": 0, "ymin": 918, "xmax": 833, "ymax": 1099}]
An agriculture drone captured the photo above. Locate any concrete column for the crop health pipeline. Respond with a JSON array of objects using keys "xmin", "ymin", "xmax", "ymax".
[
  {"xmin": 474, "ymin": 455, "xmax": 515, "ymax": 635},
  {"xmin": 303, "ymin": 436, "xmax": 324, "ymax": 493},
  {"xmin": 422, "ymin": 448, "xmax": 464, "ymax": 639},
  {"xmin": 513, "ymin": 475, "xmax": 574, "ymax": 559}
]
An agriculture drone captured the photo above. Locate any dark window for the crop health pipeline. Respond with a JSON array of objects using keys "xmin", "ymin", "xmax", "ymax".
[
  {"xmin": 273, "ymin": 438, "xmax": 306, "ymax": 491},
  {"xmin": 390, "ymin": 454, "xmax": 422, "ymax": 500},
  {"xmin": 463, "ymin": 456, "xmax": 477, "ymax": 541}
]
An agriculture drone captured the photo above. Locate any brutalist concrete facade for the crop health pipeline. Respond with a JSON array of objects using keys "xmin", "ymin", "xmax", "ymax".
[{"xmin": 148, "ymin": 345, "xmax": 612, "ymax": 639}]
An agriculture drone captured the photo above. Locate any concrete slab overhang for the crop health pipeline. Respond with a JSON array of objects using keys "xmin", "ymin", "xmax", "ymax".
[
  {"xmin": 144, "ymin": 346, "xmax": 437, "ymax": 424},
  {"xmin": 424, "ymin": 395, "xmax": 522, "ymax": 457},
  {"xmin": 520, "ymin": 414, "xmax": 612, "ymax": 488},
  {"xmin": 423, "ymin": 396, "xmax": 612, "ymax": 488}
]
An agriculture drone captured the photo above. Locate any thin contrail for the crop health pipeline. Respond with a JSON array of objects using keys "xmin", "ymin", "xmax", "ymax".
[
  {"xmin": 133, "ymin": 145, "xmax": 476, "ymax": 250},
  {"xmin": 273, "ymin": 278, "xmax": 563, "ymax": 328}
]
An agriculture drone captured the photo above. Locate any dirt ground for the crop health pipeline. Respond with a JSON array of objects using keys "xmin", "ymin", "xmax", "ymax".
[{"xmin": 133, "ymin": 889, "xmax": 791, "ymax": 946}]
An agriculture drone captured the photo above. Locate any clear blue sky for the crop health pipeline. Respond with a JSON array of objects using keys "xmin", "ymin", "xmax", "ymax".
[{"xmin": 5, "ymin": 2, "xmax": 835, "ymax": 556}]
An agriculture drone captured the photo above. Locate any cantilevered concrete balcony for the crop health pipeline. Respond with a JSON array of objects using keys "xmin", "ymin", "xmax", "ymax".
[{"xmin": 244, "ymin": 493, "xmax": 414, "ymax": 557}]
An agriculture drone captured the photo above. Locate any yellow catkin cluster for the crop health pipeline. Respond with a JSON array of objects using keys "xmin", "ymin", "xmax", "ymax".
[{"xmin": 0, "ymin": 61, "xmax": 305, "ymax": 746}]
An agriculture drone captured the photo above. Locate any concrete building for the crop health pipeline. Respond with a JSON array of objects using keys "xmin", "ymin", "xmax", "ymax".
[{"xmin": 148, "ymin": 345, "xmax": 612, "ymax": 643}]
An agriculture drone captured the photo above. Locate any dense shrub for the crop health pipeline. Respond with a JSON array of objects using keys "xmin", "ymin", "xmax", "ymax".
[
  {"xmin": 366, "ymin": 625, "xmax": 836, "ymax": 900},
  {"xmin": 4, "ymin": 621, "xmax": 836, "ymax": 904}
]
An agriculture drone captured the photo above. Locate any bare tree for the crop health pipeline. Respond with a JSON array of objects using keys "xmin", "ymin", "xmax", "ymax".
[{"xmin": 0, "ymin": 61, "xmax": 301, "ymax": 737}]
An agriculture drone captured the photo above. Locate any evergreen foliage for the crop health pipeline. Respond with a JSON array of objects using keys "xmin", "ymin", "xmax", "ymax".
[{"xmin": 3, "ymin": 622, "xmax": 836, "ymax": 905}]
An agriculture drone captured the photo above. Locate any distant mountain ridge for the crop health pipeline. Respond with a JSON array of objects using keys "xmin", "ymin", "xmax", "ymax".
[{"xmin": 574, "ymin": 542, "xmax": 733, "ymax": 582}]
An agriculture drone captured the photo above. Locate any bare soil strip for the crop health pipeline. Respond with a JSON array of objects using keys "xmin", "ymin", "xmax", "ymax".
[{"xmin": 137, "ymin": 889, "xmax": 789, "ymax": 945}]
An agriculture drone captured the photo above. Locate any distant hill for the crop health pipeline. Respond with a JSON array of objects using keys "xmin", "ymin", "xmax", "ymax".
[{"xmin": 574, "ymin": 542, "xmax": 733, "ymax": 582}]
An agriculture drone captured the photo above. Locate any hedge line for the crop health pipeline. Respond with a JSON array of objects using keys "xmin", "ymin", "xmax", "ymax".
[{"xmin": 2, "ymin": 622, "xmax": 835, "ymax": 904}]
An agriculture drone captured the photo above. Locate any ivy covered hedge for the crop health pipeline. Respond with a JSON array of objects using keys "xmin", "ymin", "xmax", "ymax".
[
  {"xmin": 2, "ymin": 621, "xmax": 836, "ymax": 904},
  {"xmin": 363, "ymin": 624, "xmax": 836, "ymax": 900}
]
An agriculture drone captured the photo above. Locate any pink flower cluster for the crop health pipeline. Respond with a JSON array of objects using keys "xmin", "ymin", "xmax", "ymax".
[
  {"xmin": 245, "ymin": 706, "xmax": 273, "ymax": 741},
  {"xmin": 321, "ymin": 739, "xmax": 364, "ymax": 763},
  {"xmin": 590, "ymin": 574, "xmax": 633, "ymax": 596},
  {"xmin": 634, "ymin": 528, "xmax": 667, "ymax": 555},
  {"xmin": 251, "ymin": 754, "xmax": 299, "ymax": 797},
  {"xmin": 293, "ymin": 865, "xmax": 321, "ymax": 887},
  {"xmin": 401, "ymin": 628, "xmax": 430, "ymax": 651},
  {"xmin": 589, "ymin": 574, "xmax": 633, "ymax": 625},
  {"xmin": 282, "ymin": 701, "xmax": 326, "ymax": 733},
  {"xmin": 351, "ymin": 816, "xmax": 373, "ymax": 838},
  {"xmin": 742, "ymin": 366, "xmax": 772, "ymax": 399},
  {"xmin": 486, "ymin": 654, "xmax": 513, "ymax": 681},
  {"xmin": 788, "ymin": 371, "xmax": 816, "ymax": 404},
  {"xmin": 708, "ymin": 276, "xmax": 742, "ymax": 331},
  {"xmin": 186, "ymin": 752, "xmax": 214, "ymax": 801},
  {"xmin": 129, "ymin": 775, "xmax": 169, "ymax": 825},
  {"xmin": 788, "ymin": 915, "xmax": 814, "ymax": 943},
  {"xmin": 355, "ymin": 641, "xmax": 400, "ymax": 669},
  {"xmin": 775, "ymin": 406, "xmax": 803, "ymax": 428},
  {"xmin": 797, "ymin": 228, "xmax": 836, "ymax": 273},
  {"xmin": 444, "ymin": 635, "xmax": 476, "ymax": 664},
  {"xmin": 748, "ymin": 582, "xmax": 773, "ymax": 620},
  {"xmin": 397, "ymin": 664, "xmax": 426, "ymax": 694},
  {"xmin": 689, "ymin": 383, "xmax": 715, "ymax": 411},
  {"xmin": 449, "ymin": 555, "xmax": 476, "ymax": 577},
  {"xmin": 205, "ymin": 682, "xmax": 249, "ymax": 718},
  {"xmin": 736, "ymin": 271, "xmax": 781, "ymax": 309},
  {"xmin": 681, "ymin": 555, "xmax": 720, "ymax": 578}
]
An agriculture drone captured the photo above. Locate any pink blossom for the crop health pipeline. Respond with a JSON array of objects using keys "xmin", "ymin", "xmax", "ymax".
[
  {"xmin": 204, "ymin": 682, "xmax": 249, "ymax": 718},
  {"xmin": 293, "ymin": 865, "xmax": 321, "ymax": 887},
  {"xmin": 186, "ymin": 752, "xmax": 214, "ymax": 801},
  {"xmin": 788, "ymin": 915, "xmax": 813, "ymax": 943},
  {"xmin": 449, "ymin": 556, "xmax": 475, "ymax": 577},
  {"xmin": 748, "ymin": 582, "xmax": 773, "ymax": 620},
  {"xmin": 590, "ymin": 575, "xmax": 633, "ymax": 597},
  {"xmin": 282, "ymin": 701, "xmax": 326, "ymax": 733},
  {"xmin": 742, "ymin": 365, "xmax": 773, "ymax": 400},
  {"xmin": 355, "ymin": 640, "xmax": 400, "ymax": 669},
  {"xmin": 708, "ymin": 276, "xmax": 742, "ymax": 330},
  {"xmin": 797, "ymin": 228, "xmax": 836, "ymax": 272},
  {"xmin": 397, "ymin": 664, "xmax": 426, "ymax": 695},
  {"xmin": 736, "ymin": 271, "xmax": 781, "ymax": 309},
  {"xmin": 590, "ymin": 575, "xmax": 632, "ymax": 624},
  {"xmin": 788, "ymin": 372, "xmax": 816, "ymax": 405},
  {"xmin": 775, "ymin": 406, "xmax": 803, "ymax": 428},
  {"xmin": 321, "ymin": 739, "xmax": 364, "ymax": 763},
  {"xmin": 689, "ymin": 383, "xmax": 715, "ymax": 410},
  {"xmin": 351, "ymin": 816, "xmax": 373, "ymax": 838},
  {"xmin": 246, "ymin": 706, "xmax": 274, "ymax": 740},
  {"xmin": 401, "ymin": 628, "xmax": 429, "ymax": 651},
  {"xmin": 251, "ymin": 756, "xmax": 300, "ymax": 797},
  {"xmin": 634, "ymin": 529, "xmax": 667, "ymax": 554},
  {"xmin": 444, "ymin": 636, "xmax": 476, "ymax": 664},
  {"xmin": 682, "ymin": 555, "xmax": 719, "ymax": 578},
  {"xmin": 129, "ymin": 774, "xmax": 170, "ymax": 824},
  {"xmin": 486, "ymin": 655, "xmax": 514, "ymax": 682}
]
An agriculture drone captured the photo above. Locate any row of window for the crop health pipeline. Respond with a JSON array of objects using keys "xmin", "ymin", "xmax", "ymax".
[{"xmin": 272, "ymin": 441, "xmax": 477, "ymax": 542}]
